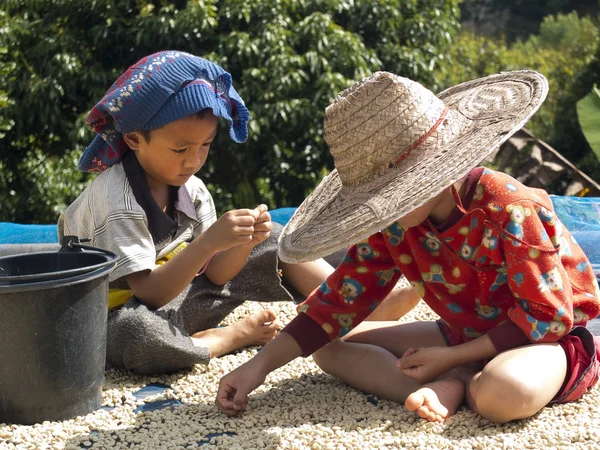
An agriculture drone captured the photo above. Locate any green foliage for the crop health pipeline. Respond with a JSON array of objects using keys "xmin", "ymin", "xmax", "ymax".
[
  {"xmin": 1, "ymin": 0, "xmax": 460, "ymax": 222},
  {"xmin": 443, "ymin": 12, "xmax": 599, "ymax": 179},
  {"xmin": 551, "ymin": 21, "xmax": 600, "ymax": 182},
  {"xmin": 576, "ymin": 86, "xmax": 600, "ymax": 159},
  {"xmin": 0, "ymin": 150, "xmax": 88, "ymax": 223},
  {"xmin": 460, "ymin": 0, "xmax": 599, "ymax": 43}
]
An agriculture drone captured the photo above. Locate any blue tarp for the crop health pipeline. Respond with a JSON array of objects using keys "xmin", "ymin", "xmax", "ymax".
[
  {"xmin": 550, "ymin": 196, "xmax": 600, "ymax": 273},
  {"xmin": 0, "ymin": 222, "xmax": 58, "ymax": 244},
  {"xmin": 1, "ymin": 199, "xmax": 598, "ymax": 268}
]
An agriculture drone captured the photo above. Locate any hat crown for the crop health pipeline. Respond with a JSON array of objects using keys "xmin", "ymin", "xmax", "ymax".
[{"xmin": 325, "ymin": 72, "xmax": 446, "ymax": 187}]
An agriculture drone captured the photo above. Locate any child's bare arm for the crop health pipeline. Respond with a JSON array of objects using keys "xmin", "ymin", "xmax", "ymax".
[
  {"xmin": 398, "ymin": 334, "xmax": 498, "ymax": 384},
  {"xmin": 126, "ymin": 208, "xmax": 260, "ymax": 309},
  {"xmin": 216, "ymin": 331, "xmax": 303, "ymax": 416}
]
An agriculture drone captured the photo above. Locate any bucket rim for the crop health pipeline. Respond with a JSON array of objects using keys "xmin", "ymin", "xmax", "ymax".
[
  {"xmin": 0, "ymin": 257, "xmax": 117, "ymax": 293},
  {"xmin": 0, "ymin": 250, "xmax": 118, "ymax": 283}
]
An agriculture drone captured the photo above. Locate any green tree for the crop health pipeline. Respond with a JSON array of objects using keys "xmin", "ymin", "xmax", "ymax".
[
  {"xmin": 1, "ymin": 0, "xmax": 460, "ymax": 223},
  {"xmin": 443, "ymin": 12, "xmax": 599, "ymax": 178},
  {"xmin": 460, "ymin": 0, "xmax": 599, "ymax": 43},
  {"xmin": 553, "ymin": 30, "xmax": 600, "ymax": 182}
]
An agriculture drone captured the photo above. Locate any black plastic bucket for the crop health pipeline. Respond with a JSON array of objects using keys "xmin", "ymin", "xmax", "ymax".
[{"xmin": 0, "ymin": 237, "xmax": 117, "ymax": 425}]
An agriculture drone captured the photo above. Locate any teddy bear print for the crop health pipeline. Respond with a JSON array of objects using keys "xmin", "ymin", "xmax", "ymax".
[
  {"xmin": 537, "ymin": 206, "xmax": 555, "ymax": 224},
  {"xmin": 573, "ymin": 307, "xmax": 590, "ymax": 323},
  {"xmin": 411, "ymin": 280, "xmax": 426, "ymax": 298},
  {"xmin": 422, "ymin": 265, "xmax": 465, "ymax": 294},
  {"xmin": 576, "ymin": 261, "xmax": 589, "ymax": 273},
  {"xmin": 339, "ymin": 276, "xmax": 365, "ymax": 304},
  {"xmin": 463, "ymin": 327, "xmax": 482, "ymax": 339},
  {"xmin": 538, "ymin": 267, "xmax": 564, "ymax": 293},
  {"xmin": 446, "ymin": 303, "xmax": 462, "ymax": 313},
  {"xmin": 318, "ymin": 280, "xmax": 332, "ymax": 296},
  {"xmin": 298, "ymin": 303, "xmax": 310, "ymax": 314},
  {"xmin": 376, "ymin": 268, "xmax": 398, "ymax": 286},
  {"xmin": 356, "ymin": 243, "xmax": 379, "ymax": 262},
  {"xmin": 556, "ymin": 235, "xmax": 572, "ymax": 257},
  {"xmin": 526, "ymin": 314, "xmax": 550, "ymax": 340},
  {"xmin": 384, "ymin": 222, "xmax": 405, "ymax": 246},
  {"xmin": 549, "ymin": 221, "xmax": 565, "ymax": 247},
  {"xmin": 369, "ymin": 300, "xmax": 379, "ymax": 312},
  {"xmin": 475, "ymin": 298, "xmax": 501, "ymax": 320},
  {"xmin": 505, "ymin": 204, "xmax": 531, "ymax": 245},
  {"xmin": 473, "ymin": 184, "xmax": 484, "ymax": 201},
  {"xmin": 527, "ymin": 306, "xmax": 567, "ymax": 338},
  {"xmin": 421, "ymin": 231, "xmax": 442, "ymax": 256},
  {"xmin": 490, "ymin": 269, "xmax": 508, "ymax": 292},
  {"xmin": 469, "ymin": 217, "xmax": 479, "ymax": 231},
  {"xmin": 482, "ymin": 228, "xmax": 499, "ymax": 250},
  {"xmin": 549, "ymin": 320, "xmax": 567, "ymax": 336},
  {"xmin": 512, "ymin": 272, "xmax": 525, "ymax": 287},
  {"xmin": 518, "ymin": 298, "xmax": 530, "ymax": 312},
  {"xmin": 460, "ymin": 243, "xmax": 475, "ymax": 260},
  {"xmin": 332, "ymin": 312, "xmax": 356, "ymax": 337}
]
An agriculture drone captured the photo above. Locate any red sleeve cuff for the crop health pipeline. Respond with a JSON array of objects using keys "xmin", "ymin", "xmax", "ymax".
[
  {"xmin": 487, "ymin": 321, "xmax": 531, "ymax": 353},
  {"xmin": 282, "ymin": 312, "xmax": 332, "ymax": 357}
]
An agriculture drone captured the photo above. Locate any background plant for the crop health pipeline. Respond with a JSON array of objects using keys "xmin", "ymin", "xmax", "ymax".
[{"xmin": 1, "ymin": 0, "xmax": 599, "ymax": 223}]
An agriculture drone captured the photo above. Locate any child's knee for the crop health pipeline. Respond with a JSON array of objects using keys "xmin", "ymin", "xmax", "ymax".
[
  {"xmin": 471, "ymin": 368, "xmax": 540, "ymax": 423},
  {"xmin": 311, "ymin": 342, "xmax": 344, "ymax": 372}
]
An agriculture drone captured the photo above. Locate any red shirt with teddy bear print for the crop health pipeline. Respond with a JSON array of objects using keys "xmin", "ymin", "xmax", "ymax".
[{"xmin": 283, "ymin": 168, "xmax": 600, "ymax": 356}]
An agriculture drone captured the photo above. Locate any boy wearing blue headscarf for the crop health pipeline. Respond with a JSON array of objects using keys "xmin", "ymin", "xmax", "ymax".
[{"xmin": 57, "ymin": 51, "xmax": 342, "ymax": 375}]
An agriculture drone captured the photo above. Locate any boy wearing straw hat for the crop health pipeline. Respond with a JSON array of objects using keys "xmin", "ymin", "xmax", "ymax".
[
  {"xmin": 216, "ymin": 71, "xmax": 600, "ymax": 423},
  {"xmin": 57, "ymin": 50, "xmax": 349, "ymax": 375}
]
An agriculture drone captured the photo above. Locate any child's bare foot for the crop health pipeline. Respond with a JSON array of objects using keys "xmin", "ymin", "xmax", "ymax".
[
  {"xmin": 404, "ymin": 377, "xmax": 465, "ymax": 423},
  {"xmin": 191, "ymin": 310, "xmax": 278, "ymax": 358}
]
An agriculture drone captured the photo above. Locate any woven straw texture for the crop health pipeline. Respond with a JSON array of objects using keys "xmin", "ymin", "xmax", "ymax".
[{"xmin": 279, "ymin": 71, "xmax": 548, "ymax": 263}]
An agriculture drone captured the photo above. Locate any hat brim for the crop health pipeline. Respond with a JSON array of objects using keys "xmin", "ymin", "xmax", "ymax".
[{"xmin": 279, "ymin": 70, "xmax": 548, "ymax": 263}]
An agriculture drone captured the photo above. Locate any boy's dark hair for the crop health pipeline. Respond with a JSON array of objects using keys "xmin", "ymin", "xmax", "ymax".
[{"xmin": 141, "ymin": 108, "xmax": 211, "ymax": 143}]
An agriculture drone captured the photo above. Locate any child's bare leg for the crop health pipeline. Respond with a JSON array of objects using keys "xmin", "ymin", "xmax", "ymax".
[
  {"xmin": 312, "ymin": 321, "xmax": 458, "ymax": 408},
  {"xmin": 404, "ymin": 363, "xmax": 480, "ymax": 422},
  {"xmin": 191, "ymin": 310, "xmax": 278, "ymax": 358},
  {"xmin": 405, "ymin": 341, "xmax": 568, "ymax": 423},
  {"xmin": 464, "ymin": 342, "xmax": 567, "ymax": 422},
  {"xmin": 365, "ymin": 282, "xmax": 421, "ymax": 321},
  {"xmin": 279, "ymin": 259, "xmax": 335, "ymax": 296}
]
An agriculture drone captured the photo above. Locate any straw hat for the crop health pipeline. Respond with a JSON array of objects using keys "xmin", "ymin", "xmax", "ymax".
[{"xmin": 278, "ymin": 70, "xmax": 548, "ymax": 263}]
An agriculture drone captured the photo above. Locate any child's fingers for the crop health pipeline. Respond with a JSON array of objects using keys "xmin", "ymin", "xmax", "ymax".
[
  {"xmin": 216, "ymin": 382, "xmax": 237, "ymax": 413},
  {"xmin": 233, "ymin": 225, "xmax": 254, "ymax": 237},
  {"xmin": 252, "ymin": 231, "xmax": 271, "ymax": 244},
  {"xmin": 398, "ymin": 351, "xmax": 419, "ymax": 369},
  {"xmin": 254, "ymin": 204, "xmax": 268, "ymax": 215},
  {"xmin": 229, "ymin": 208, "xmax": 261, "ymax": 220},
  {"xmin": 234, "ymin": 215, "xmax": 257, "ymax": 226},
  {"xmin": 402, "ymin": 347, "xmax": 416, "ymax": 358},
  {"xmin": 400, "ymin": 366, "xmax": 419, "ymax": 380},
  {"xmin": 253, "ymin": 221, "xmax": 272, "ymax": 233},
  {"xmin": 255, "ymin": 211, "xmax": 271, "ymax": 224}
]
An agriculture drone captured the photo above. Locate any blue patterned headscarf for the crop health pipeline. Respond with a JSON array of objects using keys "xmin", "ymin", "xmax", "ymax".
[{"xmin": 79, "ymin": 50, "xmax": 250, "ymax": 173}]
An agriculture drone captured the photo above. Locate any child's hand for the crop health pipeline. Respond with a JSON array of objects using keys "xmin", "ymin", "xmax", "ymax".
[
  {"xmin": 248, "ymin": 204, "xmax": 272, "ymax": 247},
  {"xmin": 396, "ymin": 346, "xmax": 457, "ymax": 384},
  {"xmin": 205, "ymin": 208, "xmax": 260, "ymax": 251},
  {"xmin": 215, "ymin": 359, "xmax": 267, "ymax": 416}
]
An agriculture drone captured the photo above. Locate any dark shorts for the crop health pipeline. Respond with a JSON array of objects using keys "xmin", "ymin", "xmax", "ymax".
[{"xmin": 437, "ymin": 321, "xmax": 600, "ymax": 404}]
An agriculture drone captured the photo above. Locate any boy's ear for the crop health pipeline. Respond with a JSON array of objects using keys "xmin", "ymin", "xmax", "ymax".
[{"xmin": 123, "ymin": 131, "xmax": 143, "ymax": 150}]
